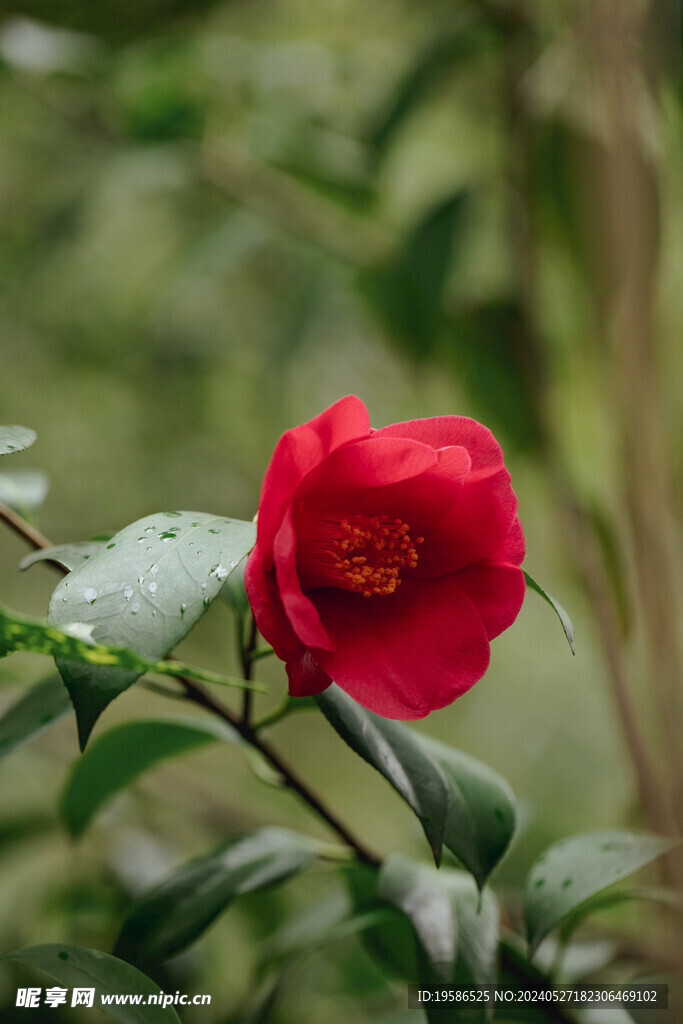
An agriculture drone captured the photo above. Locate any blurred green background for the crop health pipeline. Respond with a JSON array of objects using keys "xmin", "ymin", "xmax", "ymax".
[{"xmin": 0, "ymin": 0, "xmax": 681, "ymax": 1020}]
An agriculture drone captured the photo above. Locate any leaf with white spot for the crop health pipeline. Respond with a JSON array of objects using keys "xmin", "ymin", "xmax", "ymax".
[
  {"xmin": 21, "ymin": 541, "xmax": 107, "ymax": 573},
  {"xmin": 0, "ymin": 425, "xmax": 36, "ymax": 456},
  {"xmin": 524, "ymin": 830, "xmax": 678, "ymax": 956},
  {"xmin": 47, "ymin": 512, "xmax": 256, "ymax": 747},
  {"xmin": 0, "ymin": 604, "xmax": 264, "ymax": 696}
]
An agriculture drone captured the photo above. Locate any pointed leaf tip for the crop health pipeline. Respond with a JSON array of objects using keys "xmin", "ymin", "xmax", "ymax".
[{"xmin": 524, "ymin": 570, "xmax": 575, "ymax": 654}]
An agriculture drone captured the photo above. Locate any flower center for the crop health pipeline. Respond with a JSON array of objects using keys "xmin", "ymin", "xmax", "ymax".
[{"xmin": 300, "ymin": 513, "xmax": 424, "ymax": 597}]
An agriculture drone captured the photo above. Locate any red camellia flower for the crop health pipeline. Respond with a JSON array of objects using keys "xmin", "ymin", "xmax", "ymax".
[{"xmin": 245, "ymin": 396, "xmax": 525, "ymax": 719}]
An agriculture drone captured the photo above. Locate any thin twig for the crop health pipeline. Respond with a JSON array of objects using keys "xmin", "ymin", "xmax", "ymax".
[
  {"xmin": 0, "ymin": 500, "xmax": 53, "ymax": 553},
  {"xmin": 176, "ymin": 674, "xmax": 380, "ymax": 866}
]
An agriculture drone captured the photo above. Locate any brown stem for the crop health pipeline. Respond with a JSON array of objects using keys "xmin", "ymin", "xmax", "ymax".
[
  {"xmin": 0, "ymin": 500, "xmax": 54, "ymax": 553},
  {"xmin": 1, "ymin": 502, "xmax": 381, "ymax": 866}
]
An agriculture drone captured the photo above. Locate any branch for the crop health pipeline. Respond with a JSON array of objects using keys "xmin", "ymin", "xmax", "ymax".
[
  {"xmin": 0, "ymin": 500, "xmax": 53, "ymax": 553},
  {"xmin": 176, "ymin": 674, "xmax": 380, "ymax": 866}
]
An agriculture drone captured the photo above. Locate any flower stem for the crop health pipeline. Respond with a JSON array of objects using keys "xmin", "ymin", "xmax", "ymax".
[
  {"xmin": 241, "ymin": 613, "xmax": 257, "ymax": 726},
  {"xmin": 1, "ymin": 503, "xmax": 381, "ymax": 867}
]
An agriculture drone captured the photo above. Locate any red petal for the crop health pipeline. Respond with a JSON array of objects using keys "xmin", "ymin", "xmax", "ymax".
[
  {"xmin": 493, "ymin": 517, "xmax": 526, "ymax": 564},
  {"xmin": 295, "ymin": 444, "xmax": 470, "ymax": 542},
  {"xmin": 312, "ymin": 577, "xmax": 490, "ymax": 720},
  {"xmin": 286, "ymin": 650, "xmax": 332, "ymax": 696},
  {"xmin": 297, "ymin": 435, "xmax": 439, "ymax": 503},
  {"xmin": 375, "ymin": 415, "xmax": 504, "ymax": 476},
  {"xmin": 256, "ymin": 395, "xmax": 371, "ymax": 562},
  {"xmin": 451, "ymin": 561, "xmax": 525, "ymax": 640},
  {"xmin": 273, "ymin": 510, "xmax": 334, "ymax": 651},
  {"xmin": 417, "ymin": 464, "xmax": 519, "ymax": 576},
  {"xmin": 244, "ymin": 547, "xmax": 306, "ymax": 662}
]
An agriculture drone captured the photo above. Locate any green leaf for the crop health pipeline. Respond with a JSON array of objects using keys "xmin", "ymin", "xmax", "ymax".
[
  {"xmin": 3, "ymin": 0, "xmax": 224, "ymax": 44},
  {"xmin": 0, "ymin": 944, "xmax": 181, "ymax": 1024},
  {"xmin": 439, "ymin": 871, "xmax": 499, "ymax": 1023},
  {"xmin": 524, "ymin": 830, "xmax": 678, "ymax": 956},
  {"xmin": 441, "ymin": 299, "xmax": 544, "ymax": 453},
  {"xmin": 523, "ymin": 570, "xmax": 575, "ymax": 654},
  {"xmin": 369, "ymin": 17, "xmax": 503, "ymax": 159},
  {"xmin": 316, "ymin": 685, "xmax": 450, "ymax": 864},
  {"xmin": 557, "ymin": 885, "xmax": 683, "ymax": 944},
  {"xmin": 60, "ymin": 716, "xmax": 239, "ymax": 837},
  {"xmin": 0, "ymin": 469, "xmax": 49, "ymax": 514},
  {"xmin": 261, "ymin": 887, "xmax": 397, "ymax": 967},
  {"xmin": 114, "ymin": 828, "xmax": 319, "ymax": 965},
  {"xmin": 47, "ymin": 511, "xmax": 256, "ymax": 747},
  {"xmin": 0, "ymin": 676, "xmax": 72, "ymax": 759},
  {"xmin": 0, "ymin": 603, "xmax": 263, "ymax": 698},
  {"xmin": 0, "ymin": 812, "xmax": 55, "ymax": 854},
  {"xmin": 0, "ymin": 425, "xmax": 36, "ymax": 456},
  {"xmin": 417, "ymin": 734, "xmax": 516, "ymax": 889},
  {"xmin": 363, "ymin": 191, "xmax": 469, "ymax": 360},
  {"xmin": 378, "ymin": 856, "xmax": 457, "ymax": 984},
  {"xmin": 20, "ymin": 541, "xmax": 107, "ymax": 573},
  {"xmin": 375, "ymin": 860, "xmax": 498, "ymax": 1024},
  {"xmin": 345, "ymin": 863, "xmax": 420, "ymax": 981}
]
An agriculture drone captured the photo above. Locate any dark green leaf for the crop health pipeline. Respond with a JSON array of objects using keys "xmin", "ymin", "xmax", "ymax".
[
  {"xmin": 369, "ymin": 17, "xmax": 504, "ymax": 159},
  {"xmin": 316, "ymin": 685, "xmax": 450, "ymax": 863},
  {"xmin": 362, "ymin": 191, "xmax": 469, "ymax": 360},
  {"xmin": 0, "ymin": 944, "xmax": 181, "ymax": 1024},
  {"xmin": 378, "ymin": 856, "xmax": 457, "ymax": 984},
  {"xmin": 558, "ymin": 885, "xmax": 683, "ymax": 943},
  {"xmin": 0, "ymin": 676, "xmax": 72, "ymax": 759},
  {"xmin": 524, "ymin": 830, "xmax": 678, "ymax": 955},
  {"xmin": 60, "ymin": 716, "xmax": 239, "ymax": 837},
  {"xmin": 439, "ymin": 871, "xmax": 498, "ymax": 1024},
  {"xmin": 417, "ymin": 734, "xmax": 516, "ymax": 889},
  {"xmin": 0, "ymin": 813, "xmax": 56, "ymax": 854},
  {"xmin": 262, "ymin": 887, "xmax": 397, "ymax": 967},
  {"xmin": 345, "ymin": 863, "xmax": 419, "ymax": 981},
  {"xmin": 3, "ymin": 0, "xmax": 225, "ymax": 44},
  {"xmin": 440, "ymin": 299, "xmax": 544, "ymax": 453},
  {"xmin": 523, "ymin": 571, "xmax": 575, "ymax": 654},
  {"xmin": 0, "ymin": 470, "xmax": 49, "ymax": 514},
  {"xmin": 375, "ymin": 860, "xmax": 498, "ymax": 1024},
  {"xmin": 20, "ymin": 542, "xmax": 107, "ymax": 573},
  {"xmin": 0, "ymin": 425, "xmax": 36, "ymax": 456},
  {"xmin": 115, "ymin": 828, "xmax": 319, "ymax": 965},
  {"xmin": 48, "ymin": 511, "xmax": 256, "ymax": 747}
]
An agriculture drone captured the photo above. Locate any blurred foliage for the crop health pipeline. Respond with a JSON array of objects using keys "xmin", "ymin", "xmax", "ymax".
[{"xmin": 0, "ymin": 0, "xmax": 682, "ymax": 1020}]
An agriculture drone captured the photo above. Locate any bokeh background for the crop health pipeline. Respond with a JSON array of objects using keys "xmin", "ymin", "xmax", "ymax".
[{"xmin": 0, "ymin": 0, "xmax": 681, "ymax": 1020}]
